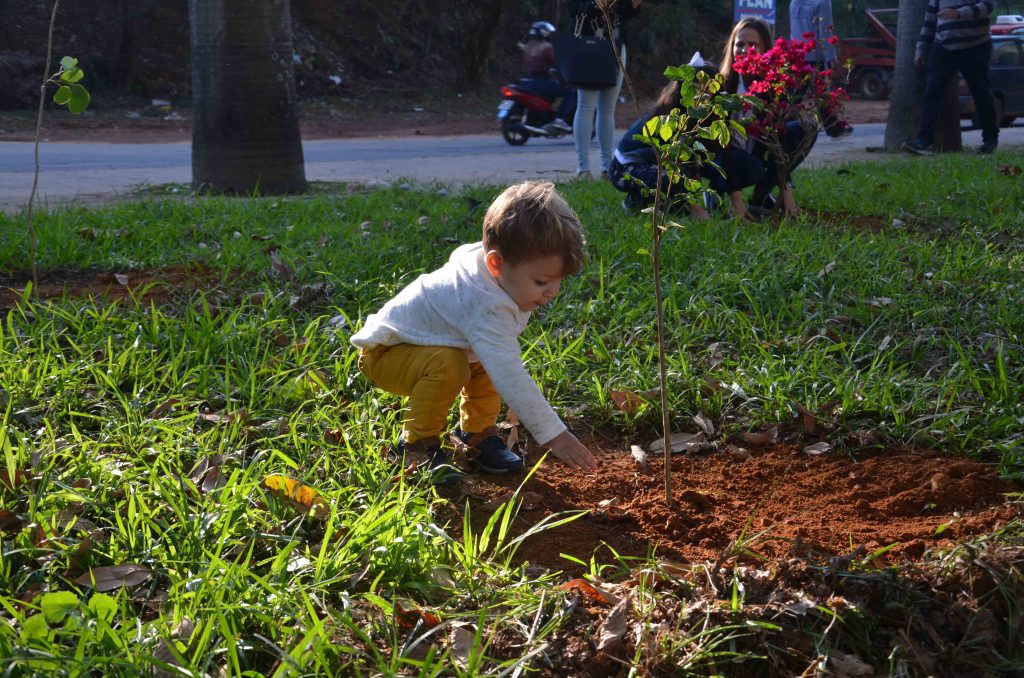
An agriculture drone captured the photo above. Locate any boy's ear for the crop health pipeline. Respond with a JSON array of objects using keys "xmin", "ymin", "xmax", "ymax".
[{"xmin": 484, "ymin": 249, "xmax": 505, "ymax": 277}]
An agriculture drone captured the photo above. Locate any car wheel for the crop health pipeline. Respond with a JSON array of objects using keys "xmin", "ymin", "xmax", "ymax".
[{"xmin": 858, "ymin": 70, "xmax": 886, "ymax": 100}]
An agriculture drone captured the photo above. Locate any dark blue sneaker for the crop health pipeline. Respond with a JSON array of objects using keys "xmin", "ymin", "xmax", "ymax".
[
  {"xmin": 901, "ymin": 139, "xmax": 933, "ymax": 156},
  {"xmin": 452, "ymin": 426, "xmax": 524, "ymax": 474},
  {"xmin": 397, "ymin": 437, "xmax": 466, "ymax": 485}
]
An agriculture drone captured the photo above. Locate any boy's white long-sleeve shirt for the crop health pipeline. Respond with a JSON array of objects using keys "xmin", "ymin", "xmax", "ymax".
[{"xmin": 350, "ymin": 242, "xmax": 566, "ymax": 444}]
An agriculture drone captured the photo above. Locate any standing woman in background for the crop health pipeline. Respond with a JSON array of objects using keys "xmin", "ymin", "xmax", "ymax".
[{"xmin": 569, "ymin": 0, "xmax": 642, "ymax": 178}]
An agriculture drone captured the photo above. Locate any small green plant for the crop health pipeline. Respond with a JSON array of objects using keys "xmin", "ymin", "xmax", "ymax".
[
  {"xmin": 630, "ymin": 65, "xmax": 745, "ymax": 505},
  {"xmin": 26, "ymin": 0, "xmax": 92, "ymax": 298}
]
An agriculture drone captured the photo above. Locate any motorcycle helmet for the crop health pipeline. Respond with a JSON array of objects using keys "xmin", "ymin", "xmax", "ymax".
[{"xmin": 528, "ymin": 21, "xmax": 556, "ymax": 39}]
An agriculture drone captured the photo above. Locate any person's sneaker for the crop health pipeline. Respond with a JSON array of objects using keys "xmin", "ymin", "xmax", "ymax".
[
  {"xmin": 397, "ymin": 438, "xmax": 466, "ymax": 485},
  {"xmin": 901, "ymin": 139, "xmax": 933, "ymax": 156},
  {"xmin": 547, "ymin": 117, "xmax": 572, "ymax": 133},
  {"xmin": 977, "ymin": 140, "xmax": 998, "ymax": 154},
  {"xmin": 827, "ymin": 122, "xmax": 854, "ymax": 138},
  {"xmin": 621, "ymin": 193, "xmax": 645, "ymax": 212},
  {"xmin": 748, "ymin": 191, "xmax": 776, "ymax": 216},
  {"xmin": 451, "ymin": 426, "xmax": 524, "ymax": 474}
]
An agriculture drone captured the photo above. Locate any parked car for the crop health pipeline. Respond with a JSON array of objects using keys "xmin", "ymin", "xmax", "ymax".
[
  {"xmin": 991, "ymin": 14, "xmax": 1024, "ymax": 34},
  {"xmin": 959, "ymin": 34, "xmax": 1024, "ymax": 127}
]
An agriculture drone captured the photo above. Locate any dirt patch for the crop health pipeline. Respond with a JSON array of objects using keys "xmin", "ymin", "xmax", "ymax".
[
  {"xmin": 444, "ymin": 436, "xmax": 1019, "ymax": 573},
  {"xmin": 0, "ymin": 264, "xmax": 229, "ymax": 307},
  {"xmin": 0, "ymin": 98, "xmax": 889, "ymax": 144}
]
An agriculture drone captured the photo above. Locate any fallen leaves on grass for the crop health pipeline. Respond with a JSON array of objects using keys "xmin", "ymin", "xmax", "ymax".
[
  {"xmin": 74, "ymin": 564, "xmax": 153, "ymax": 591},
  {"xmin": 395, "ymin": 601, "xmax": 441, "ymax": 631},
  {"xmin": 262, "ymin": 475, "xmax": 330, "ymax": 519}
]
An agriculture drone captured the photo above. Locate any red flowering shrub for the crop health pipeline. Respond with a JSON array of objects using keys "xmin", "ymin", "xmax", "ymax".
[{"xmin": 731, "ymin": 35, "xmax": 849, "ymax": 201}]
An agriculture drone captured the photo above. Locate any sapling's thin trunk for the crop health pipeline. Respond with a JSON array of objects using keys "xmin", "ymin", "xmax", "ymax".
[
  {"xmin": 651, "ymin": 162, "xmax": 673, "ymax": 507},
  {"xmin": 27, "ymin": 0, "xmax": 61, "ymax": 299},
  {"xmin": 597, "ymin": 1, "xmax": 671, "ymax": 503}
]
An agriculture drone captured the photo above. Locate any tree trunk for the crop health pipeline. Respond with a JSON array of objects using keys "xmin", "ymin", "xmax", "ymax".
[
  {"xmin": 883, "ymin": 0, "xmax": 929, "ymax": 150},
  {"xmin": 189, "ymin": 0, "xmax": 307, "ymax": 194},
  {"xmin": 933, "ymin": 77, "xmax": 963, "ymax": 152}
]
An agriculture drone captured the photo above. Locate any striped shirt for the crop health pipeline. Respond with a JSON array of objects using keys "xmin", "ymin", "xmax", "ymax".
[{"xmin": 917, "ymin": 0, "xmax": 994, "ymax": 56}]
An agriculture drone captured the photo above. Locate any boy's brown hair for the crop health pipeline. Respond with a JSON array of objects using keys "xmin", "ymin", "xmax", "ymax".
[{"xmin": 482, "ymin": 181, "xmax": 585, "ymax": 276}]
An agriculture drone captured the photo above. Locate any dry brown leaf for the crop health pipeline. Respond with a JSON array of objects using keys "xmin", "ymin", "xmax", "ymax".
[
  {"xmin": 827, "ymin": 651, "xmax": 874, "ymax": 677},
  {"xmin": 75, "ymin": 564, "xmax": 153, "ymax": 591},
  {"xmin": 200, "ymin": 467, "xmax": 225, "ymax": 494},
  {"xmin": 146, "ymin": 398, "xmax": 179, "ymax": 419},
  {"xmin": 395, "ymin": 601, "xmax": 441, "ymax": 631},
  {"xmin": 793, "ymin": 403, "xmax": 817, "ymax": 435},
  {"xmin": 817, "ymin": 260, "xmax": 836, "ymax": 279},
  {"xmin": 649, "ymin": 431, "xmax": 704, "ymax": 454},
  {"xmin": 197, "ymin": 410, "xmax": 247, "ymax": 426},
  {"xmin": 609, "ymin": 389, "xmax": 647, "ymax": 414},
  {"xmin": 114, "ymin": 273, "xmax": 130, "ymax": 286},
  {"xmin": 594, "ymin": 595, "xmax": 630, "ymax": 652},
  {"xmin": 263, "ymin": 475, "xmax": 330, "ymax": 519},
  {"xmin": 803, "ymin": 441, "xmax": 833, "ymax": 455},
  {"xmin": 629, "ymin": 445, "xmax": 648, "ymax": 471},
  {"xmin": 997, "ymin": 164, "xmax": 1022, "ymax": 176},
  {"xmin": 269, "ymin": 251, "xmax": 295, "ymax": 281},
  {"xmin": 693, "ymin": 412, "xmax": 715, "ymax": 436},
  {"xmin": 739, "ymin": 427, "xmax": 778, "ymax": 446},
  {"xmin": 597, "ymin": 497, "xmax": 620, "ymax": 509},
  {"xmin": 558, "ymin": 578, "xmax": 620, "ymax": 606},
  {"xmin": 448, "ymin": 622, "xmax": 476, "ymax": 669}
]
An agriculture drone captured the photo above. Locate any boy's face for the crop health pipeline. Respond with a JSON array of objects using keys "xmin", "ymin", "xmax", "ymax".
[{"xmin": 487, "ymin": 252, "xmax": 565, "ymax": 312}]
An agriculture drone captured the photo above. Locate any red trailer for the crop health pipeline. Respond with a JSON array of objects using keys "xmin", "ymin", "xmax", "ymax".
[{"xmin": 837, "ymin": 8, "xmax": 898, "ymax": 100}]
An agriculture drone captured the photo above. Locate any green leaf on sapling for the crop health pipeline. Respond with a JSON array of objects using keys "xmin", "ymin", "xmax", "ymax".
[
  {"xmin": 59, "ymin": 56, "xmax": 78, "ymax": 71},
  {"xmin": 68, "ymin": 84, "xmax": 91, "ymax": 114},
  {"xmin": 61, "ymin": 66, "xmax": 85, "ymax": 84},
  {"xmin": 53, "ymin": 85, "xmax": 71, "ymax": 105}
]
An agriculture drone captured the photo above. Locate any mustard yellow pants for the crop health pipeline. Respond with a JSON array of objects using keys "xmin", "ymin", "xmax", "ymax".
[{"xmin": 358, "ymin": 344, "xmax": 500, "ymax": 444}]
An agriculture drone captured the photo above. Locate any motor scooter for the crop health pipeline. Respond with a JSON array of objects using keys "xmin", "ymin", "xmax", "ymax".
[{"xmin": 496, "ymin": 81, "xmax": 578, "ymax": 146}]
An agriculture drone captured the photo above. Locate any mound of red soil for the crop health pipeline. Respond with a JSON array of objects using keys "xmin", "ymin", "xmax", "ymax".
[{"xmin": 449, "ymin": 439, "xmax": 1020, "ymax": 572}]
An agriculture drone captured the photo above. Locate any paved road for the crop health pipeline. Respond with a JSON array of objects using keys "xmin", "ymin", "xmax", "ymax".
[{"xmin": 1, "ymin": 122, "xmax": 1021, "ymax": 213}]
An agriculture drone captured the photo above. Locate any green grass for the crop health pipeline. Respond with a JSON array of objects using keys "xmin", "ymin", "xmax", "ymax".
[{"xmin": 0, "ymin": 151, "xmax": 1022, "ymax": 674}]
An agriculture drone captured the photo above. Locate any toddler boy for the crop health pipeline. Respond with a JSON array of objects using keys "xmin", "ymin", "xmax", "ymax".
[{"xmin": 351, "ymin": 181, "xmax": 598, "ymax": 482}]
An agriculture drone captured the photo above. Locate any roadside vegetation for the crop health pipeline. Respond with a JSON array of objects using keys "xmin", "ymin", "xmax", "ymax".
[{"xmin": 0, "ymin": 152, "xmax": 1022, "ymax": 674}]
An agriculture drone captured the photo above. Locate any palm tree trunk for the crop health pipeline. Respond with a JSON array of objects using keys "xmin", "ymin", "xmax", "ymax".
[{"xmin": 189, "ymin": 0, "xmax": 307, "ymax": 194}]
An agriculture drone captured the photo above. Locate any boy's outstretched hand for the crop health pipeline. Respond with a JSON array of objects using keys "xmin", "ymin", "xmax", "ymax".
[{"xmin": 544, "ymin": 430, "xmax": 599, "ymax": 472}]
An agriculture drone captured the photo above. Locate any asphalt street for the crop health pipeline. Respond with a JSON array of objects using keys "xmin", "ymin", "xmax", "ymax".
[{"xmin": 1, "ymin": 122, "xmax": 1022, "ymax": 213}]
